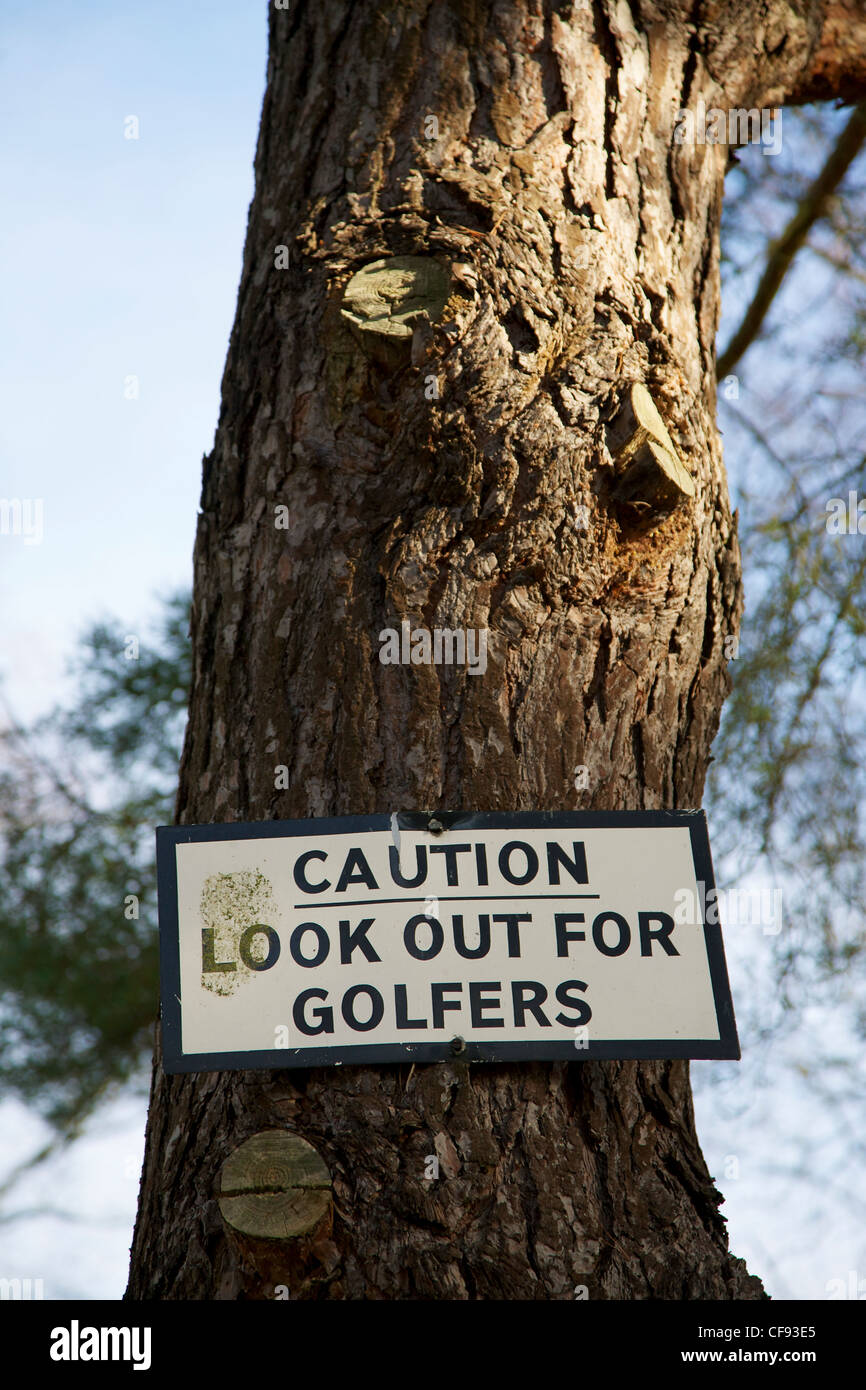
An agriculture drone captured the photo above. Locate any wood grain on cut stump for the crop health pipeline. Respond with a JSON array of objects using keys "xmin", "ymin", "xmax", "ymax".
[
  {"xmin": 341, "ymin": 255, "xmax": 451, "ymax": 366},
  {"xmin": 219, "ymin": 1131, "xmax": 331, "ymax": 1241},
  {"xmin": 608, "ymin": 382, "xmax": 696, "ymax": 519}
]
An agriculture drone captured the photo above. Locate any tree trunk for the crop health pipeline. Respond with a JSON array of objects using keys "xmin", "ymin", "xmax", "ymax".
[{"xmin": 126, "ymin": 0, "xmax": 858, "ymax": 1300}]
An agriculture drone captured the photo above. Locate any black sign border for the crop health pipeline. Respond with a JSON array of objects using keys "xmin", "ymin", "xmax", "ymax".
[{"xmin": 156, "ymin": 809, "xmax": 740, "ymax": 1073}]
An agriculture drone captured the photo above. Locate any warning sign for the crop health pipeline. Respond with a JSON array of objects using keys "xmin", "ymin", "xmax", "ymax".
[{"xmin": 156, "ymin": 810, "xmax": 739, "ymax": 1072}]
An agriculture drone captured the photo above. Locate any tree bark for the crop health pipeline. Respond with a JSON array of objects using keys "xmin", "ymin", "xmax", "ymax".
[{"xmin": 127, "ymin": 0, "xmax": 861, "ymax": 1300}]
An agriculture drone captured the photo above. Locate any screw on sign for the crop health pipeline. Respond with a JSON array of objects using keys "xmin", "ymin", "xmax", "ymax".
[{"xmin": 218, "ymin": 1131, "xmax": 331, "ymax": 1240}]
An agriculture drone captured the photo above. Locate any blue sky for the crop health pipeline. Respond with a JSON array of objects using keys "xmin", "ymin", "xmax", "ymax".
[{"xmin": 0, "ymin": 0, "xmax": 267, "ymax": 720}]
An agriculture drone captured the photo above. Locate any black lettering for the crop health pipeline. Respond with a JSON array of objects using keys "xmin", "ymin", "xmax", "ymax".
[
  {"xmin": 469, "ymin": 981, "xmax": 504, "ymax": 1027},
  {"xmin": 554, "ymin": 980, "xmax": 591, "ymax": 1026},
  {"xmin": 289, "ymin": 922, "xmax": 330, "ymax": 967},
  {"xmin": 339, "ymin": 917, "xmax": 380, "ymax": 964},
  {"xmin": 547, "ymin": 840, "xmax": 588, "ymax": 885},
  {"xmin": 429, "ymin": 843, "xmax": 472, "ymax": 885},
  {"xmin": 394, "ymin": 984, "xmax": 427, "ymax": 1029},
  {"xmin": 389, "ymin": 844, "xmax": 427, "ymax": 888},
  {"xmin": 638, "ymin": 911, "xmax": 679, "ymax": 956},
  {"xmin": 341, "ymin": 985, "xmax": 384, "ymax": 1032},
  {"xmin": 452, "ymin": 913, "xmax": 490, "ymax": 959},
  {"xmin": 404, "ymin": 914, "xmax": 444, "ymax": 960},
  {"xmin": 431, "ymin": 982, "xmax": 462, "ymax": 1028},
  {"xmin": 335, "ymin": 847, "xmax": 379, "ymax": 893},
  {"xmin": 475, "ymin": 842, "xmax": 489, "ymax": 886},
  {"xmin": 591, "ymin": 911, "xmax": 631, "ymax": 956},
  {"xmin": 201, "ymin": 928, "xmax": 235, "ymax": 973},
  {"xmin": 511, "ymin": 981, "xmax": 550, "ymax": 1027},
  {"xmin": 293, "ymin": 849, "xmax": 330, "ymax": 894},
  {"xmin": 554, "ymin": 912, "xmax": 586, "ymax": 957},
  {"xmin": 293, "ymin": 988, "xmax": 333, "ymax": 1035},
  {"xmin": 498, "ymin": 840, "xmax": 538, "ymax": 885},
  {"xmin": 492, "ymin": 912, "xmax": 532, "ymax": 957},
  {"xmin": 238, "ymin": 924, "xmax": 281, "ymax": 972}
]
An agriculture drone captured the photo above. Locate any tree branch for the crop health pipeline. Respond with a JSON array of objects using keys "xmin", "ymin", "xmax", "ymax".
[
  {"xmin": 791, "ymin": 1, "xmax": 866, "ymax": 105},
  {"xmin": 717, "ymin": 99, "xmax": 866, "ymax": 378}
]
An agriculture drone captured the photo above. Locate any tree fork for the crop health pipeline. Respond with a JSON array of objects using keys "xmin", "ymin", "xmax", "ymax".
[{"xmin": 126, "ymin": 0, "xmax": 865, "ymax": 1300}]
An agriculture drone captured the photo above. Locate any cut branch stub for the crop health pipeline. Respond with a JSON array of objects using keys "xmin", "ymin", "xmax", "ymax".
[
  {"xmin": 607, "ymin": 382, "xmax": 696, "ymax": 521},
  {"xmin": 218, "ymin": 1130, "xmax": 331, "ymax": 1241},
  {"xmin": 340, "ymin": 255, "xmax": 451, "ymax": 367}
]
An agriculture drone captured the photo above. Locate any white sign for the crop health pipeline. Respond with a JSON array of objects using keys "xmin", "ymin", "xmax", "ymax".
[{"xmin": 157, "ymin": 811, "xmax": 739, "ymax": 1072}]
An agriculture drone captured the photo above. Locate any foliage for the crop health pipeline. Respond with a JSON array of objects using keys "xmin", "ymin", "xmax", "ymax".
[
  {"xmin": 0, "ymin": 592, "xmax": 190, "ymax": 1133},
  {"xmin": 708, "ymin": 102, "xmax": 866, "ymax": 1033}
]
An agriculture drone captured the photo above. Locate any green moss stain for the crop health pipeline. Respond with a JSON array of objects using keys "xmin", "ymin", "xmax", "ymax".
[{"xmin": 200, "ymin": 870, "xmax": 277, "ymax": 996}]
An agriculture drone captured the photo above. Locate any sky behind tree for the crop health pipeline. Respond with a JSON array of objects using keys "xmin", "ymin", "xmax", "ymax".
[{"xmin": 0, "ymin": 1, "xmax": 265, "ymax": 721}]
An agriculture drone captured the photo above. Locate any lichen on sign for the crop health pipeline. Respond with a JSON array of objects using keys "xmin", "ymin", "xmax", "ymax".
[{"xmin": 199, "ymin": 869, "xmax": 276, "ymax": 996}]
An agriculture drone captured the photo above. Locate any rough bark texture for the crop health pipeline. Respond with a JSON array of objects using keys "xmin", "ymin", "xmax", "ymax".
[{"xmin": 127, "ymin": 0, "xmax": 865, "ymax": 1300}]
